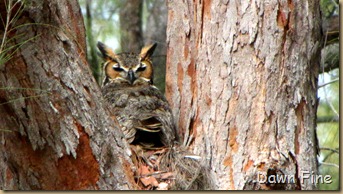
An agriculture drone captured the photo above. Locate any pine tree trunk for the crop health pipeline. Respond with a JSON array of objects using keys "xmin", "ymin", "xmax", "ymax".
[
  {"xmin": 85, "ymin": 0, "xmax": 100, "ymax": 83},
  {"xmin": 0, "ymin": 0, "xmax": 135, "ymax": 190},
  {"xmin": 166, "ymin": 0, "xmax": 321, "ymax": 190},
  {"xmin": 119, "ymin": 0, "xmax": 143, "ymax": 52},
  {"xmin": 144, "ymin": 0, "xmax": 168, "ymax": 92}
]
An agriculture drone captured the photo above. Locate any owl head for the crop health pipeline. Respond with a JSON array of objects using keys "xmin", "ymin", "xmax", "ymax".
[{"xmin": 97, "ymin": 41, "xmax": 157, "ymax": 87}]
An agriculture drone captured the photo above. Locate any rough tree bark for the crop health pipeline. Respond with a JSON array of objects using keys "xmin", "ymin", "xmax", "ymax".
[
  {"xmin": 0, "ymin": 0, "xmax": 135, "ymax": 190},
  {"xmin": 166, "ymin": 0, "xmax": 321, "ymax": 190}
]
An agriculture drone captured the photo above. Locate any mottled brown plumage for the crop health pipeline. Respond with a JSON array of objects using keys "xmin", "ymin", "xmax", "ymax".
[{"xmin": 98, "ymin": 41, "xmax": 178, "ymax": 147}]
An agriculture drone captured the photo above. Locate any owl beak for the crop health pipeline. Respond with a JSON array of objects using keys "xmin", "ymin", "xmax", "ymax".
[{"xmin": 128, "ymin": 70, "xmax": 136, "ymax": 84}]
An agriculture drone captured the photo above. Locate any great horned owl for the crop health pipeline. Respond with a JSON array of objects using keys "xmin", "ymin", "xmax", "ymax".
[{"xmin": 97, "ymin": 41, "xmax": 178, "ymax": 147}]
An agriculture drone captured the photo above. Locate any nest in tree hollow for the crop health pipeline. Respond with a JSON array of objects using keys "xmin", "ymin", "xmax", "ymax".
[{"xmin": 130, "ymin": 144, "xmax": 212, "ymax": 190}]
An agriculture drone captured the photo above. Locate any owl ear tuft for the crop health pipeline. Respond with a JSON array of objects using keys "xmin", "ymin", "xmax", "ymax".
[
  {"xmin": 97, "ymin": 41, "xmax": 117, "ymax": 60},
  {"xmin": 140, "ymin": 43, "xmax": 157, "ymax": 59}
]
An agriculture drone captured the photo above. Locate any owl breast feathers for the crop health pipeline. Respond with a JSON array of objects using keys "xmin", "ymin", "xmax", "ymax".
[{"xmin": 98, "ymin": 41, "xmax": 178, "ymax": 147}]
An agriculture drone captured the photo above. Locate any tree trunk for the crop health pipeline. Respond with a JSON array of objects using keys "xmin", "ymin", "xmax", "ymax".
[
  {"xmin": 85, "ymin": 0, "xmax": 100, "ymax": 83},
  {"xmin": 166, "ymin": 0, "xmax": 321, "ymax": 190},
  {"xmin": 119, "ymin": 0, "xmax": 143, "ymax": 52},
  {"xmin": 0, "ymin": 0, "xmax": 135, "ymax": 190},
  {"xmin": 144, "ymin": 0, "xmax": 168, "ymax": 92}
]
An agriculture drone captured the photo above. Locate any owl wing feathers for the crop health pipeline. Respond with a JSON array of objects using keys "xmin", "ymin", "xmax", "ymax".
[
  {"xmin": 136, "ymin": 115, "xmax": 162, "ymax": 132},
  {"xmin": 102, "ymin": 83, "xmax": 177, "ymax": 147},
  {"xmin": 133, "ymin": 107, "xmax": 177, "ymax": 147}
]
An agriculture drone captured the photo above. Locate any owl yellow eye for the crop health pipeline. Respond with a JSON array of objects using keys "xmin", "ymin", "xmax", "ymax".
[{"xmin": 112, "ymin": 64, "xmax": 124, "ymax": 72}]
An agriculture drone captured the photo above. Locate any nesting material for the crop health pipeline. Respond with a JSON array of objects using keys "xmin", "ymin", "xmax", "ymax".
[{"xmin": 130, "ymin": 144, "xmax": 212, "ymax": 190}]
